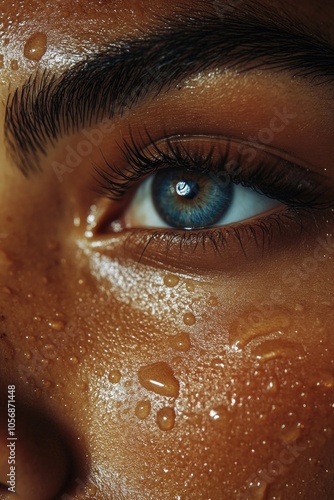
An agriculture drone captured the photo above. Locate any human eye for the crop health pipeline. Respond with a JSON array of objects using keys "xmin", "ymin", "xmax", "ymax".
[{"xmin": 89, "ymin": 132, "xmax": 333, "ymax": 271}]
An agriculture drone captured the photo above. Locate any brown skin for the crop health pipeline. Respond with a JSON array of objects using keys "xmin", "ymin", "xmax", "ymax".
[{"xmin": 0, "ymin": 1, "xmax": 334, "ymax": 499}]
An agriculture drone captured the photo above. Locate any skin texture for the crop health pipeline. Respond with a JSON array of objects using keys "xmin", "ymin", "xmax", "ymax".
[{"xmin": 0, "ymin": 1, "xmax": 334, "ymax": 499}]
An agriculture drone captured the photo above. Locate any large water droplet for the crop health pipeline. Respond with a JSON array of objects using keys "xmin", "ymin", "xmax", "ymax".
[
  {"xmin": 156, "ymin": 407, "xmax": 176, "ymax": 431},
  {"xmin": 108, "ymin": 369, "xmax": 122, "ymax": 384},
  {"xmin": 135, "ymin": 400, "xmax": 151, "ymax": 420},
  {"xmin": 169, "ymin": 332, "xmax": 191, "ymax": 352},
  {"xmin": 183, "ymin": 312, "xmax": 196, "ymax": 326},
  {"xmin": 138, "ymin": 362, "xmax": 180, "ymax": 397},
  {"xmin": 24, "ymin": 32, "xmax": 47, "ymax": 61},
  {"xmin": 163, "ymin": 274, "xmax": 179, "ymax": 288}
]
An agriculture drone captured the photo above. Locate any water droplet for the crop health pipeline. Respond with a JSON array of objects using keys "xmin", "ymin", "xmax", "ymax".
[
  {"xmin": 252, "ymin": 340, "xmax": 303, "ymax": 363},
  {"xmin": 10, "ymin": 59, "xmax": 18, "ymax": 70},
  {"xmin": 87, "ymin": 484, "xmax": 97, "ymax": 496},
  {"xmin": 209, "ymin": 405, "xmax": 228, "ymax": 427},
  {"xmin": 266, "ymin": 376, "xmax": 279, "ymax": 395},
  {"xmin": 48, "ymin": 319, "xmax": 66, "ymax": 331},
  {"xmin": 42, "ymin": 379, "xmax": 52, "ymax": 389},
  {"xmin": 186, "ymin": 281, "xmax": 195, "ymax": 292},
  {"xmin": 169, "ymin": 332, "xmax": 191, "ymax": 352},
  {"xmin": 211, "ymin": 357, "xmax": 225, "ymax": 369},
  {"xmin": 157, "ymin": 407, "xmax": 176, "ymax": 431},
  {"xmin": 138, "ymin": 362, "xmax": 180, "ymax": 398},
  {"xmin": 69, "ymin": 356, "xmax": 79, "ymax": 365},
  {"xmin": 163, "ymin": 274, "xmax": 179, "ymax": 288},
  {"xmin": 24, "ymin": 351, "xmax": 32, "ymax": 360},
  {"xmin": 280, "ymin": 422, "xmax": 303, "ymax": 444},
  {"xmin": 135, "ymin": 400, "xmax": 151, "ymax": 420},
  {"xmin": 312, "ymin": 370, "xmax": 334, "ymax": 389},
  {"xmin": 24, "ymin": 32, "xmax": 47, "ymax": 61},
  {"xmin": 183, "ymin": 312, "xmax": 196, "ymax": 326},
  {"xmin": 231, "ymin": 313, "xmax": 291, "ymax": 349},
  {"xmin": 108, "ymin": 369, "xmax": 121, "ymax": 384}
]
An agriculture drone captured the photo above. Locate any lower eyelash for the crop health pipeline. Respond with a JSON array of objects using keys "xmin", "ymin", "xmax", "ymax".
[{"xmin": 130, "ymin": 207, "xmax": 307, "ymax": 262}]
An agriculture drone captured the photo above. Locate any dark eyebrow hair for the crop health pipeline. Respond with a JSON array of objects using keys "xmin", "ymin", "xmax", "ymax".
[{"xmin": 5, "ymin": 5, "xmax": 334, "ymax": 175}]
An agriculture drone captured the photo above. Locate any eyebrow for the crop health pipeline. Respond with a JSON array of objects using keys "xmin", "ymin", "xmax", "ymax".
[{"xmin": 5, "ymin": 4, "xmax": 334, "ymax": 175}]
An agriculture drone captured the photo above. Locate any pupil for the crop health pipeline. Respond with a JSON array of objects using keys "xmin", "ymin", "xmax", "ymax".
[{"xmin": 175, "ymin": 180, "xmax": 199, "ymax": 199}]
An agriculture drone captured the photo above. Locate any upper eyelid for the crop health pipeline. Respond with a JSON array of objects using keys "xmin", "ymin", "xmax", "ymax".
[{"xmin": 5, "ymin": 8, "xmax": 334, "ymax": 176}]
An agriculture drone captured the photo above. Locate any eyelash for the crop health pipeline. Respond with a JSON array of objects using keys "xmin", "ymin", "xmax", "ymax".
[{"xmin": 93, "ymin": 132, "xmax": 332, "ymax": 256}]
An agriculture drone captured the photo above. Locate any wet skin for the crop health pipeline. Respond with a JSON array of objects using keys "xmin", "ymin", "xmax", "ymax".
[{"xmin": 0, "ymin": 0, "xmax": 334, "ymax": 499}]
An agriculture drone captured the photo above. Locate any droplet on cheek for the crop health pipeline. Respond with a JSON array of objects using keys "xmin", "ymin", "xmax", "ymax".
[
  {"xmin": 138, "ymin": 362, "xmax": 180, "ymax": 398},
  {"xmin": 135, "ymin": 400, "xmax": 151, "ymax": 420},
  {"xmin": 230, "ymin": 313, "xmax": 291, "ymax": 349},
  {"xmin": 156, "ymin": 407, "xmax": 176, "ymax": 431},
  {"xmin": 183, "ymin": 312, "xmax": 196, "ymax": 326},
  {"xmin": 209, "ymin": 405, "xmax": 229, "ymax": 427},
  {"xmin": 169, "ymin": 332, "xmax": 191, "ymax": 352},
  {"xmin": 108, "ymin": 369, "xmax": 122, "ymax": 384},
  {"xmin": 24, "ymin": 32, "xmax": 47, "ymax": 61},
  {"xmin": 48, "ymin": 319, "xmax": 66, "ymax": 332},
  {"xmin": 163, "ymin": 274, "xmax": 179, "ymax": 288}
]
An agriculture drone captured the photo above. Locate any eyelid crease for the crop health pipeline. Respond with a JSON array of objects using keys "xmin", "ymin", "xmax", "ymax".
[{"xmin": 94, "ymin": 132, "xmax": 334, "ymax": 213}]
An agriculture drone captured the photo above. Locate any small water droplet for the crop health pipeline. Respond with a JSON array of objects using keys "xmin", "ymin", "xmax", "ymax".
[
  {"xmin": 24, "ymin": 32, "xmax": 47, "ymax": 61},
  {"xmin": 183, "ymin": 312, "xmax": 196, "ymax": 326},
  {"xmin": 169, "ymin": 332, "xmax": 191, "ymax": 352},
  {"xmin": 266, "ymin": 376, "xmax": 279, "ymax": 395},
  {"xmin": 211, "ymin": 357, "xmax": 225, "ymax": 369},
  {"xmin": 157, "ymin": 407, "xmax": 176, "ymax": 431},
  {"xmin": 163, "ymin": 274, "xmax": 179, "ymax": 288},
  {"xmin": 209, "ymin": 405, "xmax": 228, "ymax": 427},
  {"xmin": 42, "ymin": 379, "xmax": 52, "ymax": 389},
  {"xmin": 186, "ymin": 281, "xmax": 195, "ymax": 292},
  {"xmin": 69, "ymin": 356, "xmax": 79, "ymax": 365},
  {"xmin": 280, "ymin": 422, "xmax": 303, "ymax": 444},
  {"xmin": 313, "ymin": 370, "xmax": 334, "ymax": 389},
  {"xmin": 138, "ymin": 362, "xmax": 180, "ymax": 397},
  {"xmin": 86, "ymin": 484, "xmax": 97, "ymax": 496},
  {"xmin": 108, "ymin": 369, "xmax": 121, "ymax": 384},
  {"xmin": 48, "ymin": 319, "xmax": 66, "ymax": 331},
  {"xmin": 24, "ymin": 351, "xmax": 32, "ymax": 360},
  {"xmin": 135, "ymin": 400, "xmax": 151, "ymax": 420}
]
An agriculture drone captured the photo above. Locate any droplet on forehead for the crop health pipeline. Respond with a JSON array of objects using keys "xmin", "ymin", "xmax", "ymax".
[{"xmin": 24, "ymin": 32, "xmax": 47, "ymax": 61}]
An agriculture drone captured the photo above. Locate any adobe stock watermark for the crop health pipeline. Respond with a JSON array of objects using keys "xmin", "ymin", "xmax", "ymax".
[
  {"xmin": 236, "ymin": 427, "xmax": 333, "ymax": 499},
  {"xmin": 52, "ymin": 119, "xmax": 115, "ymax": 183},
  {"xmin": 209, "ymin": 106, "xmax": 297, "ymax": 189},
  {"xmin": 231, "ymin": 232, "xmax": 334, "ymax": 344}
]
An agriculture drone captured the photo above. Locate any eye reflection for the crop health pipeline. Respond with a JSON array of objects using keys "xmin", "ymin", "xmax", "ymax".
[{"xmin": 122, "ymin": 167, "xmax": 280, "ymax": 230}]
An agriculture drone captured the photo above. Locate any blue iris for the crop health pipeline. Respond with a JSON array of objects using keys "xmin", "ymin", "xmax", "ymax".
[{"xmin": 152, "ymin": 168, "xmax": 233, "ymax": 229}]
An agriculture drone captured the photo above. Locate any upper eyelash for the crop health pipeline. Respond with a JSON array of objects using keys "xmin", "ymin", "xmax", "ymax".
[{"xmin": 95, "ymin": 131, "xmax": 333, "ymax": 211}]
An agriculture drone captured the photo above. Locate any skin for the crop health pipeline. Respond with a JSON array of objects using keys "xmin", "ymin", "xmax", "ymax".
[{"xmin": 0, "ymin": 0, "xmax": 334, "ymax": 499}]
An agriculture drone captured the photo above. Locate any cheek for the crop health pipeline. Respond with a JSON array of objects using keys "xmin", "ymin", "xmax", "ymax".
[{"xmin": 1, "ymin": 218, "xmax": 333, "ymax": 498}]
